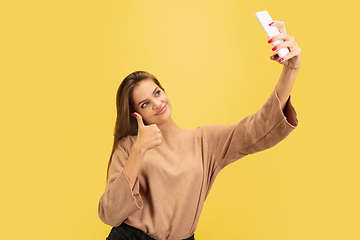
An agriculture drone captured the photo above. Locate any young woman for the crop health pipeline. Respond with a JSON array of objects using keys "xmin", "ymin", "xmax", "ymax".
[{"xmin": 98, "ymin": 21, "xmax": 301, "ymax": 240}]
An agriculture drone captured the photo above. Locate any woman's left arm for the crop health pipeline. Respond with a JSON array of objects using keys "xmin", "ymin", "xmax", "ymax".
[{"xmin": 269, "ymin": 21, "xmax": 302, "ymax": 110}]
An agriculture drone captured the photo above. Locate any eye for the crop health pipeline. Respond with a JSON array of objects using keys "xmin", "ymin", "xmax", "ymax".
[
  {"xmin": 141, "ymin": 102, "xmax": 149, "ymax": 108},
  {"xmin": 155, "ymin": 90, "xmax": 161, "ymax": 96}
]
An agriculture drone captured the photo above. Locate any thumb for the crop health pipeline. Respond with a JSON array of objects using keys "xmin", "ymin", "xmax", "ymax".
[{"xmin": 132, "ymin": 112, "xmax": 145, "ymax": 128}]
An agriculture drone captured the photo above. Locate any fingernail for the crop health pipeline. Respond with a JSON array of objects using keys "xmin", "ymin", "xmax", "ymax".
[
  {"xmin": 272, "ymin": 46, "xmax": 278, "ymax": 51},
  {"xmin": 268, "ymin": 38, "xmax": 274, "ymax": 44},
  {"xmin": 269, "ymin": 22, "xmax": 275, "ymax": 26},
  {"xmin": 132, "ymin": 113, "xmax": 137, "ymax": 117},
  {"xmin": 278, "ymin": 58, "xmax": 284, "ymax": 63}
]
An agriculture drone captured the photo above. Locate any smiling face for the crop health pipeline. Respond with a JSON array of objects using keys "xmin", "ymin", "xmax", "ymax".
[{"xmin": 132, "ymin": 78, "xmax": 172, "ymax": 126}]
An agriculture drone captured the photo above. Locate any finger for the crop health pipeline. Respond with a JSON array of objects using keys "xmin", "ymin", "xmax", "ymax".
[
  {"xmin": 270, "ymin": 33, "xmax": 294, "ymax": 44},
  {"xmin": 150, "ymin": 124, "xmax": 163, "ymax": 135},
  {"xmin": 273, "ymin": 20, "xmax": 286, "ymax": 34},
  {"xmin": 278, "ymin": 48, "xmax": 302, "ymax": 63},
  {"xmin": 273, "ymin": 40, "xmax": 298, "ymax": 50},
  {"xmin": 150, "ymin": 123, "xmax": 160, "ymax": 131},
  {"xmin": 133, "ymin": 112, "xmax": 145, "ymax": 128},
  {"xmin": 270, "ymin": 53, "xmax": 279, "ymax": 61},
  {"xmin": 272, "ymin": 41, "xmax": 298, "ymax": 53},
  {"xmin": 157, "ymin": 128, "xmax": 163, "ymax": 138}
]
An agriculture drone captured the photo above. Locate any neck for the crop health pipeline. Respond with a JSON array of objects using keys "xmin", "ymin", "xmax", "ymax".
[{"xmin": 157, "ymin": 117, "xmax": 182, "ymax": 132}]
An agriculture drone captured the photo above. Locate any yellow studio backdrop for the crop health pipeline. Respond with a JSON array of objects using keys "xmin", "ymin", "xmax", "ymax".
[{"xmin": 1, "ymin": 0, "xmax": 359, "ymax": 239}]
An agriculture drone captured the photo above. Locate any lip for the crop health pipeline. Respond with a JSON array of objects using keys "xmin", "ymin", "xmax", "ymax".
[{"xmin": 156, "ymin": 105, "xmax": 167, "ymax": 115}]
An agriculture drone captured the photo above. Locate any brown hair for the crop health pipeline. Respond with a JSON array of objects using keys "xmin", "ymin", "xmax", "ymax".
[{"xmin": 106, "ymin": 71, "xmax": 165, "ymax": 182}]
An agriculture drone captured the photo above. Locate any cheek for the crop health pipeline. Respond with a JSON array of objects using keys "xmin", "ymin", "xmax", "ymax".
[
  {"xmin": 138, "ymin": 107, "xmax": 154, "ymax": 119},
  {"xmin": 133, "ymin": 105, "xmax": 140, "ymax": 114},
  {"xmin": 162, "ymin": 94, "xmax": 169, "ymax": 103},
  {"xmin": 133, "ymin": 106, "xmax": 148, "ymax": 119},
  {"xmin": 165, "ymin": 97, "xmax": 171, "ymax": 107}
]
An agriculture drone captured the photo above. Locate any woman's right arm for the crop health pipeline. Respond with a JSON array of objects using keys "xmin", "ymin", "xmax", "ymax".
[
  {"xmin": 124, "ymin": 112, "xmax": 163, "ymax": 188},
  {"xmin": 123, "ymin": 142, "xmax": 146, "ymax": 189},
  {"xmin": 98, "ymin": 143, "xmax": 144, "ymax": 227},
  {"xmin": 98, "ymin": 112, "xmax": 162, "ymax": 226}
]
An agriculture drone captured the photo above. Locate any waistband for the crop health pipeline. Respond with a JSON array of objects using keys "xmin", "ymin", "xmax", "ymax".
[{"xmin": 112, "ymin": 222, "xmax": 195, "ymax": 240}]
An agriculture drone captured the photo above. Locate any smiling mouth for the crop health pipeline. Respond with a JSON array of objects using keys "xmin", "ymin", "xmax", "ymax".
[{"xmin": 156, "ymin": 105, "xmax": 167, "ymax": 115}]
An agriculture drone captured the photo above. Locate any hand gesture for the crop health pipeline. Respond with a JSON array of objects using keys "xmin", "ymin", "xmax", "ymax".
[
  {"xmin": 133, "ymin": 112, "xmax": 163, "ymax": 151},
  {"xmin": 269, "ymin": 21, "xmax": 301, "ymax": 69}
]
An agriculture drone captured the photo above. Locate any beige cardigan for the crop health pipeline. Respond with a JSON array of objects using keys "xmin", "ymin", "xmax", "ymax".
[{"xmin": 98, "ymin": 88, "xmax": 298, "ymax": 240}]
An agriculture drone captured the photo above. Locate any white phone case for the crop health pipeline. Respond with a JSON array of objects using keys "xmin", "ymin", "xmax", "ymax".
[{"xmin": 255, "ymin": 11, "xmax": 290, "ymax": 58}]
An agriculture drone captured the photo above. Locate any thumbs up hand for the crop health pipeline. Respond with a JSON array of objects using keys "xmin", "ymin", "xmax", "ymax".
[{"xmin": 133, "ymin": 112, "xmax": 163, "ymax": 152}]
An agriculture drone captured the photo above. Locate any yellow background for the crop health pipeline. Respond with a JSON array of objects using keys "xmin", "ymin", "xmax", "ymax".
[{"xmin": 1, "ymin": 0, "xmax": 359, "ymax": 239}]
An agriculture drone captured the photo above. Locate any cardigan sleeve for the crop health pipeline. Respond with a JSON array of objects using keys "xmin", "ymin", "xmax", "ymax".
[
  {"xmin": 201, "ymin": 88, "xmax": 298, "ymax": 172},
  {"xmin": 98, "ymin": 138, "xmax": 143, "ymax": 227}
]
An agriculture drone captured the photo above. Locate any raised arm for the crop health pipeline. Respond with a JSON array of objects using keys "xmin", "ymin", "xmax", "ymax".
[
  {"xmin": 201, "ymin": 87, "xmax": 298, "ymax": 175},
  {"xmin": 268, "ymin": 20, "xmax": 302, "ymax": 110}
]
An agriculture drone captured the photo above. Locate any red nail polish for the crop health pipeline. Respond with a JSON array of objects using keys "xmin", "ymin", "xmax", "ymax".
[
  {"xmin": 268, "ymin": 38, "xmax": 274, "ymax": 44},
  {"xmin": 269, "ymin": 22, "xmax": 274, "ymax": 26},
  {"xmin": 272, "ymin": 46, "xmax": 278, "ymax": 51},
  {"xmin": 132, "ymin": 113, "xmax": 137, "ymax": 117},
  {"xmin": 278, "ymin": 58, "xmax": 284, "ymax": 63}
]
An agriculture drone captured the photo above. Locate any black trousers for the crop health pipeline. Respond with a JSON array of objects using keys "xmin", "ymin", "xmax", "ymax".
[{"xmin": 106, "ymin": 222, "xmax": 195, "ymax": 240}]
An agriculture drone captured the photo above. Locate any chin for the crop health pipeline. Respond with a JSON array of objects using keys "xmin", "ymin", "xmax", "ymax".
[{"xmin": 155, "ymin": 108, "xmax": 171, "ymax": 124}]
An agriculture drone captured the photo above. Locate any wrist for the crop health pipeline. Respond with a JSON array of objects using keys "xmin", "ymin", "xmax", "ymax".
[
  {"xmin": 133, "ymin": 141, "xmax": 147, "ymax": 156},
  {"xmin": 284, "ymin": 65, "xmax": 300, "ymax": 73},
  {"xmin": 279, "ymin": 65, "xmax": 299, "ymax": 87}
]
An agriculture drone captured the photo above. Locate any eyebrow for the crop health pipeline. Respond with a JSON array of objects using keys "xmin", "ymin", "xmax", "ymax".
[{"xmin": 137, "ymin": 87, "xmax": 158, "ymax": 106}]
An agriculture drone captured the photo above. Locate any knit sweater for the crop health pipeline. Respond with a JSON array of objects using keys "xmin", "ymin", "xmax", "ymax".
[{"xmin": 98, "ymin": 88, "xmax": 298, "ymax": 240}]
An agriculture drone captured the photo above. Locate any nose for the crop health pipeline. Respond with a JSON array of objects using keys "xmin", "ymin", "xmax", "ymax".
[{"xmin": 152, "ymin": 100, "xmax": 161, "ymax": 110}]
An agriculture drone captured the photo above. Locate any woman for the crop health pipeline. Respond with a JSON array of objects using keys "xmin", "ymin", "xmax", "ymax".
[{"xmin": 98, "ymin": 21, "xmax": 301, "ymax": 240}]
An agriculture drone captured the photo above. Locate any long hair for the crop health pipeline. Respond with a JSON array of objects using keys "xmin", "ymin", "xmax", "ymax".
[{"xmin": 106, "ymin": 71, "xmax": 165, "ymax": 182}]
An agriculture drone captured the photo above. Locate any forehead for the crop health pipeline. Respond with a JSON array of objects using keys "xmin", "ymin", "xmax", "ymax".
[{"xmin": 132, "ymin": 79, "xmax": 158, "ymax": 102}]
